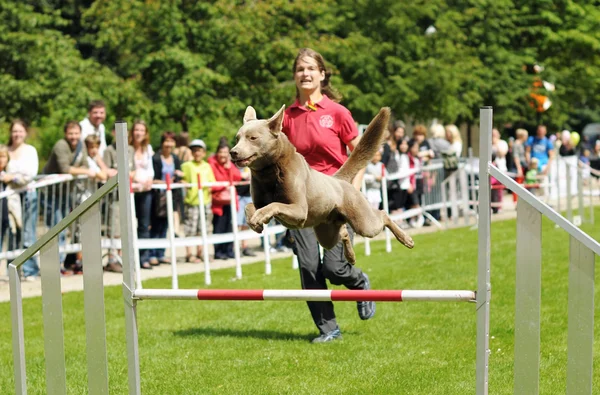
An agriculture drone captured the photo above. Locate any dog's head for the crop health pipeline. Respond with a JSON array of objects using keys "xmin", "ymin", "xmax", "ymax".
[{"xmin": 230, "ymin": 105, "xmax": 286, "ymax": 170}]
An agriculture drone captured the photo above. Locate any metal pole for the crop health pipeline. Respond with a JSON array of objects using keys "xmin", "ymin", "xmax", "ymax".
[
  {"xmin": 115, "ymin": 121, "xmax": 141, "ymax": 395},
  {"xmin": 566, "ymin": 162, "xmax": 573, "ymax": 221},
  {"xmin": 476, "ymin": 106, "xmax": 492, "ymax": 395}
]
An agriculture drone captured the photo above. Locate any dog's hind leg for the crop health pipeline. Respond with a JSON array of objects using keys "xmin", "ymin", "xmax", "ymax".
[
  {"xmin": 314, "ymin": 223, "xmax": 342, "ymax": 250},
  {"xmin": 379, "ymin": 210, "xmax": 414, "ymax": 249},
  {"xmin": 339, "ymin": 224, "xmax": 356, "ymax": 265}
]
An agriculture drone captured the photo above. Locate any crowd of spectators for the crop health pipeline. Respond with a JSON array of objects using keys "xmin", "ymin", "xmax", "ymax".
[{"xmin": 1, "ymin": 99, "xmax": 599, "ymax": 280}]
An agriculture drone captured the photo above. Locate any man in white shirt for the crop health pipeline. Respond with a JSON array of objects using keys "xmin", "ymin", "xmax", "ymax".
[{"xmin": 80, "ymin": 99, "xmax": 107, "ymax": 157}]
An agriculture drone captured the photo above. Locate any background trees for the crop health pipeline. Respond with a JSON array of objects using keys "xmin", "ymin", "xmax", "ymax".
[{"xmin": 1, "ymin": 0, "xmax": 598, "ymax": 152}]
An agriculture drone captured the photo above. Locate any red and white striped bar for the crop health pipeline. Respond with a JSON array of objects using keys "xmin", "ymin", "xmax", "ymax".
[{"xmin": 133, "ymin": 289, "xmax": 476, "ymax": 302}]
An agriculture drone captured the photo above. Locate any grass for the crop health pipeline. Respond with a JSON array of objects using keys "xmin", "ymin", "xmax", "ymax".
[{"xmin": 1, "ymin": 208, "xmax": 600, "ymax": 394}]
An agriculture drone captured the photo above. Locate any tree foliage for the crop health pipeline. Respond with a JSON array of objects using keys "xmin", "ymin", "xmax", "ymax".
[{"xmin": 1, "ymin": 0, "xmax": 599, "ymax": 152}]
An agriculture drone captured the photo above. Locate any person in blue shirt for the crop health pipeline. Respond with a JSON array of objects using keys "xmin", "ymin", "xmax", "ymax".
[{"xmin": 525, "ymin": 125, "xmax": 554, "ymax": 174}]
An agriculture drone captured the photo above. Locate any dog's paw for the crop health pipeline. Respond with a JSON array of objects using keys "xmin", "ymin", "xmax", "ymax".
[
  {"xmin": 250, "ymin": 208, "xmax": 272, "ymax": 227},
  {"xmin": 248, "ymin": 222, "xmax": 264, "ymax": 234}
]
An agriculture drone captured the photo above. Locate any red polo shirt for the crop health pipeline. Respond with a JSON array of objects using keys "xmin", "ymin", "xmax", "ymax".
[{"xmin": 282, "ymin": 95, "xmax": 358, "ymax": 175}]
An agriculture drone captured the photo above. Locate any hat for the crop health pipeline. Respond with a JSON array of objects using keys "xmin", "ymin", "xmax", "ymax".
[{"xmin": 189, "ymin": 139, "xmax": 206, "ymax": 149}]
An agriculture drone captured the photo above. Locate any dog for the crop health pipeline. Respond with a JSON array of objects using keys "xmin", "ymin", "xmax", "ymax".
[{"xmin": 230, "ymin": 105, "xmax": 414, "ymax": 264}]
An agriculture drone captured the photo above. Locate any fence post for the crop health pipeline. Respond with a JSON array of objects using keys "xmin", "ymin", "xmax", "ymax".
[
  {"xmin": 476, "ymin": 106, "xmax": 492, "ymax": 395},
  {"xmin": 9, "ymin": 264, "xmax": 27, "ymax": 395},
  {"xmin": 263, "ymin": 223, "xmax": 272, "ymax": 275},
  {"xmin": 197, "ymin": 174, "xmax": 211, "ymax": 285},
  {"xmin": 165, "ymin": 174, "xmax": 178, "ymax": 289},
  {"xmin": 566, "ymin": 162, "xmax": 573, "ymax": 221},
  {"xmin": 380, "ymin": 166, "xmax": 391, "ymax": 252},
  {"xmin": 115, "ymin": 121, "xmax": 142, "ymax": 395},
  {"xmin": 230, "ymin": 182, "xmax": 242, "ymax": 279},
  {"xmin": 130, "ymin": 178, "xmax": 142, "ymax": 290},
  {"xmin": 361, "ymin": 178, "xmax": 371, "ymax": 256}
]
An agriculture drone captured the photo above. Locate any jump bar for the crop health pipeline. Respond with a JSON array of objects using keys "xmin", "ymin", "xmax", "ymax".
[{"xmin": 133, "ymin": 289, "xmax": 476, "ymax": 302}]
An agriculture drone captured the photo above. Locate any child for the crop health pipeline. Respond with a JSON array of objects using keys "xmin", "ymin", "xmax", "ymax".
[
  {"xmin": 364, "ymin": 150, "xmax": 384, "ymax": 209},
  {"xmin": 525, "ymin": 157, "xmax": 540, "ymax": 195},
  {"xmin": 406, "ymin": 141, "xmax": 424, "ymax": 227},
  {"xmin": 0, "ymin": 145, "xmax": 20, "ymax": 250},
  {"xmin": 513, "ymin": 128, "xmax": 529, "ymax": 177},
  {"xmin": 85, "ymin": 135, "xmax": 109, "ymax": 182},
  {"xmin": 580, "ymin": 149, "xmax": 591, "ymax": 180},
  {"xmin": 181, "ymin": 139, "xmax": 215, "ymax": 263}
]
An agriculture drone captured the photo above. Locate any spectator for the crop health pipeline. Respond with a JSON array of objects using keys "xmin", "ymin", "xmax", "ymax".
[
  {"xmin": 590, "ymin": 140, "xmax": 600, "ymax": 179},
  {"xmin": 492, "ymin": 128, "xmax": 509, "ymax": 172},
  {"xmin": 236, "ymin": 165, "xmax": 256, "ymax": 257},
  {"xmin": 85, "ymin": 135, "xmax": 109, "ymax": 182},
  {"xmin": 102, "ymin": 127, "xmax": 136, "ymax": 273},
  {"xmin": 525, "ymin": 124, "xmax": 554, "ymax": 174},
  {"xmin": 428, "ymin": 124, "xmax": 451, "ymax": 158},
  {"xmin": 181, "ymin": 139, "xmax": 215, "ymax": 263},
  {"xmin": 175, "ymin": 131, "xmax": 193, "ymax": 163},
  {"xmin": 513, "ymin": 128, "xmax": 529, "ymax": 177},
  {"xmin": 6, "ymin": 120, "xmax": 39, "ymax": 279},
  {"xmin": 149, "ymin": 131, "xmax": 183, "ymax": 265},
  {"xmin": 43, "ymin": 121, "xmax": 95, "ymax": 273},
  {"xmin": 559, "ymin": 130, "xmax": 576, "ymax": 156},
  {"xmin": 409, "ymin": 124, "xmax": 434, "ymax": 162},
  {"xmin": 364, "ymin": 150, "xmax": 384, "ymax": 210},
  {"xmin": 208, "ymin": 141, "xmax": 241, "ymax": 260},
  {"xmin": 381, "ymin": 121, "xmax": 406, "ymax": 166},
  {"xmin": 579, "ymin": 149, "xmax": 591, "ymax": 180},
  {"xmin": 0, "ymin": 145, "xmax": 13, "ymax": 252},
  {"xmin": 382, "ymin": 128, "xmax": 403, "ymax": 216},
  {"xmin": 80, "ymin": 100, "xmax": 108, "ymax": 157},
  {"xmin": 406, "ymin": 140, "xmax": 424, "ymax": 227},
  {"xmin": 129, "ymin": 120, "xmax": 154, "ymax": 270},
  {"xmin": 445, "ymin": 124, "xmax": 463, "ymax": 157}
]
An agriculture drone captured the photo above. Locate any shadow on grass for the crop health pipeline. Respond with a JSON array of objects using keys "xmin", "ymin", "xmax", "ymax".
[{"xmin": 173, "ymin": 327, "xmax": 355, "ymax": 342}]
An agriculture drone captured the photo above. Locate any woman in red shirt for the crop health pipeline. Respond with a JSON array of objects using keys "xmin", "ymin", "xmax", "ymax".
[
  {"xmin": 282, "ymin": 48, "xmax": 375, "ymax": 343},
  {"xmin": 208, "ymin": 141, "xmax": 241, "ymax": 260}
]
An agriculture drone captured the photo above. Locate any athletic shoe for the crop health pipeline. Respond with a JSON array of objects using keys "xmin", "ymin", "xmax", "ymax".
[
  {"xmin": 357, "ymin": 273, "xmax": 376, "ymax": 320},
  {"xmin": 311, "ymin": 328, "xmax": 342, "ymax": 343}
]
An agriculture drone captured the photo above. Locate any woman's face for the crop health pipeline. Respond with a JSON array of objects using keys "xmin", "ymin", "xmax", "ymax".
[
  {"xmin": 161, "ymin": 138, "xmax": 176, "ymax": 154},
  {"xmin": 393, "ymin": 128, "xmax": 405, "ymax": 142},
  {"xmin": 133, "ymin": 124, "xmax": 147, "ymax": 144},
  {"xmin": 10, "ymin": 123, "xmax": 27, "ymax": 147},
  {"xmin": 409, "ymin": 143, "xmax": 419, "ymax": 156},
  {"xmin": 217, "ymin": 146, "xmax": 230, "ymax": 164},
  {"xmin": 294, "ymin": 57, "xmax": 325, "ymax": 94},
  {"xmin": 399, "ymin": 139, "xmax": 408, "ymax": 153}
]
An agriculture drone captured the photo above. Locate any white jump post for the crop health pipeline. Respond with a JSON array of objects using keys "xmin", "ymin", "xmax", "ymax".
[
  {"xmin": 116, "ymin": 121, "xmax": 142, "ymax": 395},
  {"xmin": 381, "ymin": 165, "xmax": 392, "ymax": 252},
  {"xmin": 165, "ymin": 174, "xmax": 179, "ymax": 289},
  {"xmin": 230, "ymin": 181, "xmax": 242, "ymax": 279},
  {"xmin": 263, "ymin": 223, "xmax": 272, "ymax": 275},
  {"xmin": 361, "ymin": 178, "xmax": 371, "ymax": 256},
  {"xmin": 197, "ymin": 174, "xmax": 211, "ymax": 285},
  {"xmin": 476, "ymin": 106, "xmax": 492, "ymax": 395}
]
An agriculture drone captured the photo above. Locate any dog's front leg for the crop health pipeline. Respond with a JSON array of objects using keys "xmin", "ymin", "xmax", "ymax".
[
  {"xmin": 250, "ymin": 203, "xmax": 307, "ymax": 229},
  {"xmin": 244, "ymin": 203, "xmax": 265, "ymax": 233}
]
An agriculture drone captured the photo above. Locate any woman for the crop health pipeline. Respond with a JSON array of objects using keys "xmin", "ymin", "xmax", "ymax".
[
  {"xmin": 445, "ymin": 124, "xmax": 463, "ymax": 157},
  {"xmin": 281, "ymin": 48, "xmax": 374, "ymax": 343},
  {"xmin": 129, "ymin": 120, "xmax": 154, "ymax": 269},
  {"xmin": 149, "ymin": 132, "xmax": 183, "ymax": 264},
  {"xmin": 6, "ymin": 120, "xmax": 39, "ymax": 279},
  {"xmin": 208, "ymin": 142, "xmax": 241, "ymax": 260}
]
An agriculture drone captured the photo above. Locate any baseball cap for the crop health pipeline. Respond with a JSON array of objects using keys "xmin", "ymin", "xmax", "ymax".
[{"xmin": 189, "ymin": 139, "xmax": 207, "ymax": 149}]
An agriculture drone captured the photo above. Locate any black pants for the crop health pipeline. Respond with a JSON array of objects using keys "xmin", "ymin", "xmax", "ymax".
[
  {"xmin": 289, "ymin": 227, "xmax": 366, "ymax": 334},
  {"xmin": 213, "ymin": 206, "xmax": 233, "ymax": 258}
]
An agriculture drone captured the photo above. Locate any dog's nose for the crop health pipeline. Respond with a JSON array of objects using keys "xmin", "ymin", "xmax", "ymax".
[{"xmin": 230, "ymin": 149, "xmax": 238, "ymax": 160}]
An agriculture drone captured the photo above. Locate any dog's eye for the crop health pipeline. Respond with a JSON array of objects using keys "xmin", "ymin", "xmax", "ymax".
[{"xmin": 249, "ymin": 136, "xmax": 258, "ymax": 141}]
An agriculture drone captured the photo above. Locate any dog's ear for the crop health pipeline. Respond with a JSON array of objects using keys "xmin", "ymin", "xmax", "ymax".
[
  {"xmin": 267, "ymin": 105, "xmax": 286, "ymax": 135},
  {"xmin": 243, "ymin": 106, "xmax": 257, "ymax": 124}
]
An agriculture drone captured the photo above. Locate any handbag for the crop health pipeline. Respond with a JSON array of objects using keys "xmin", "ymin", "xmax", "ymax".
[
  {"xmin": 212, "ymin": 187, "xmax": 231, "ymax": 206},
  {"xmin": 153, "ymin": 191, "xmax": 168, "ymax": 218}
]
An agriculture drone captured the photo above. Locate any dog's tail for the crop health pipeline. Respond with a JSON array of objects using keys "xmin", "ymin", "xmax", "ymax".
[{"xmin": 334, "ymin": 107, "xmax": 391, "ymax": 183}]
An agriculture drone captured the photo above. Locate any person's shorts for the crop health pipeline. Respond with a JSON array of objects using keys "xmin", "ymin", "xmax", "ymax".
[
  {"xmin": 184, "ymin": 203, "xmax": 208, "ymax": 236},
  {"xmin": 237, "ymin": 195, "xmax": 253, "ymax": 226}
]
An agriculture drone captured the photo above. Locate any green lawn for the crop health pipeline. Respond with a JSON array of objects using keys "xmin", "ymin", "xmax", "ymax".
[{"xmin": 1, "ymin": 209, "xmax": 600, "ymax": 394}]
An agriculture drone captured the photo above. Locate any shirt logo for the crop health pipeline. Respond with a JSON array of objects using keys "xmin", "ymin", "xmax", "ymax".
[{"xmin": 319, "ymin": 115, "xmax": 334, "ymax": 128}]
